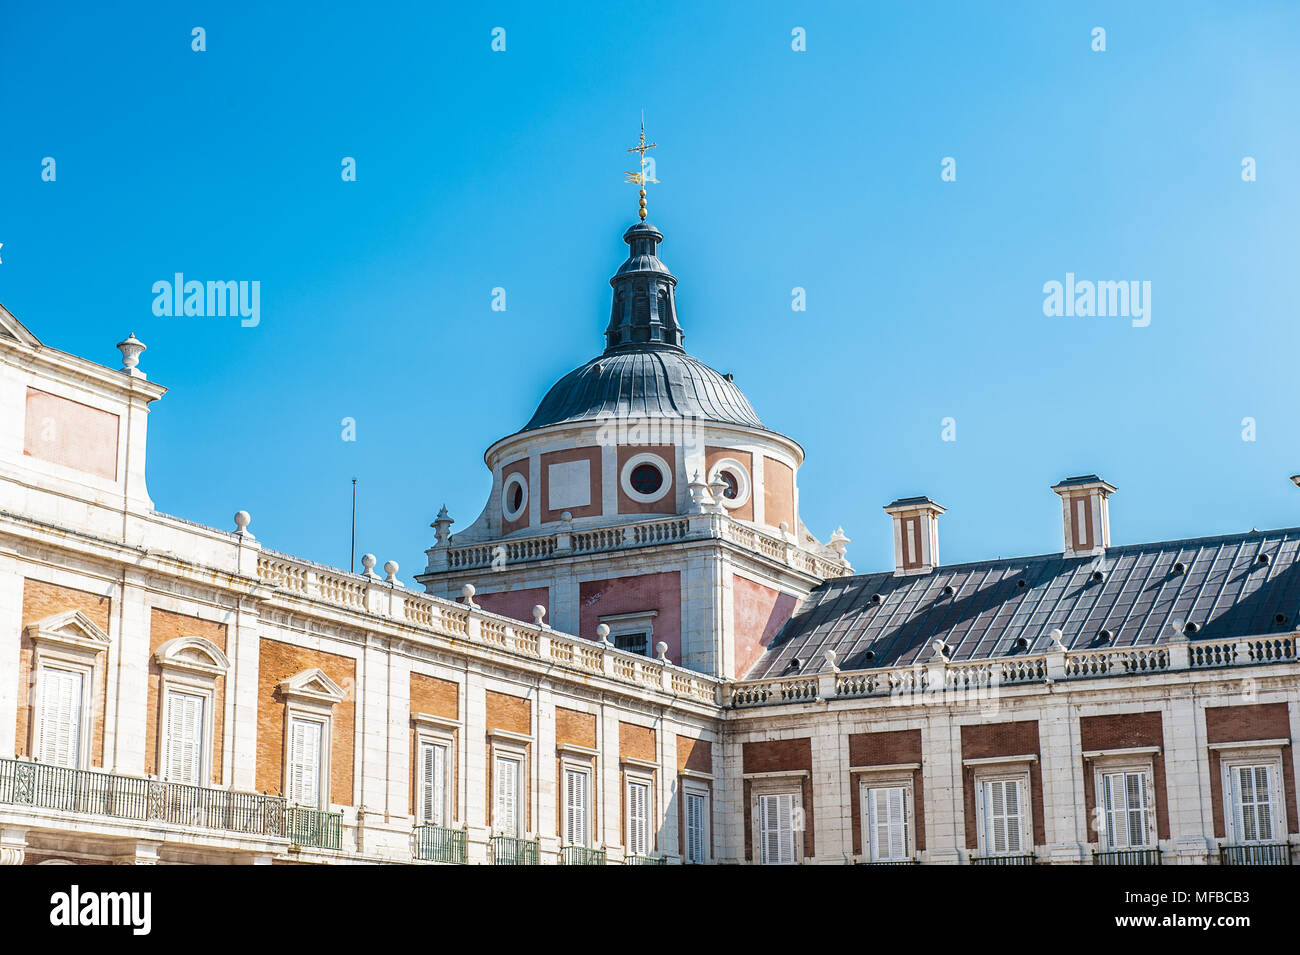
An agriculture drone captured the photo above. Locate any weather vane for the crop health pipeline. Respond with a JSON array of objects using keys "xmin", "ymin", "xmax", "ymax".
[{"xmin": 625, "ymin": 113, "xmax": 658, "ymax": 221}]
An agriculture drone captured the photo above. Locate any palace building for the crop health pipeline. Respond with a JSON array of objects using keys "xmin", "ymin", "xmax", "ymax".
[{"xmin": 2, "ymin": 186, "xmax": 1298, "ymax": 866}]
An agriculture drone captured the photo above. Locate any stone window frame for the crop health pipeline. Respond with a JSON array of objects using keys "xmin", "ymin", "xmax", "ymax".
[
  {"xmin": 1084, "ymin": 747, "xmax": 1159, "ymax": 851},
  {"xmin": 622, "ymin": 763, "xmax": 656, "ymax": 858},
  {"xmin": 599, "ymin": 609, "xmax": 658, "ymax": 656},
  {"xmin": 680, "ymin": 777, "xmax": 711, "ymax": 864},
  {"xmin": 558, "ymin": 752, "xmax": 596, "ymax": 849},
  {"xmin": 501, "ymin": 471, "xmax": 528, "ymax": 523},
  {"xmin": 153, "ymin": 636, "xmax": 229, "ymax": 786},
  {"xmin": 278, "ymin": 668, "xmax": 345, "ymax": 809},
  {"xmin": 412, "ymin": 714, "xmax": 458, "ymax": 828},
  {"xmin": 25, "ymin": 610, "xmax": 111, "ymax": 770},
  {"xmin": 967, "ymin": 757, "xmax": 1035, "ymax": 858},
  {"xmin": 746, "ymin": 770, "xmax": 808, "ymax": 866},
  {"xmin": 854, "ymin": 763, "xmax": 919, "ymax": 863},
  {"xmin": 708, "ymin": 457, "xmax": 751, "ymax": 511},
  {"xmin": 619, "ymin": 451, "xmax": 673, "ymax": 505},
  {"xmin": 488, "ymin": 730, "xmax": 530, "ymax": 839},
  {"xmin": 1212, "ymin": 741, "xmax": 1290, "ymax": 845}
]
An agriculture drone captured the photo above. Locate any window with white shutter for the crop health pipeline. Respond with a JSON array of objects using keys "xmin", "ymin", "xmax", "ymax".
[
  {"xmin": 493, "ymin": 753, "xmax": 522, "ymax": 836},
  {"xmin": 163, "ymin": 690, "xmax": 205, "ymax": 785},
  {"xmin": 564, "ymin": 767, "xmax": 590, "ymax": 847},
  {"xmin": 625, "ymin": 778, "xmax": 651, "ymax": 857},
  {"xmin": 287, "ymin": 717, "xmax": 324, "ymax": 807},
  {"xmin": 684, "ymin": 789, "xmax": 708, "ymax": 864},
  {"xmin": 1230, "ymin": 764, "xmax": 1276, "ymax": 843},
  {"xmin": 1099, "ymin": 770, "xmax": 1151, "ymax": 849},
  {"xmin": 982, "ymin": 778, "xmax": 1024, "ymax": 855},
  {"xmin": 866, "ymin": 785, "xmax": 910, "ymax": 862},
  {"xmin": 419, "ymin": 740, "xmax": 448, "ymax": 827},
  {"xmin": 758, "ymin": 792, "xmax": 797, "ymax": 865},
  {"xmin": 37, "ymin": 666, "xmax": 84, "ymax": 769}
]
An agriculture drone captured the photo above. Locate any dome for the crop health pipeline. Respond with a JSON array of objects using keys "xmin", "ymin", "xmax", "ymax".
[{"xmin": 523, "ymin": 347, "xmax": 763, "ymax": 432}]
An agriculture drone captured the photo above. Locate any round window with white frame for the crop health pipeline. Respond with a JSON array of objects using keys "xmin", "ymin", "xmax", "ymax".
[
  {"xmin": 620, "ymin": 452, "xmax": 673, "ymax": 504},
  {"xmin": 502, "ymin": 472, "xmax": 528, "ymax": 522},
  {"xmin": 709, "ymin": 459, "xmax": 751, "ymax": 510}
]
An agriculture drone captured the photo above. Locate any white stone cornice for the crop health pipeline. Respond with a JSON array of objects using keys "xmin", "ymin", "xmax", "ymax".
[
  {"xmin": 154, "ymin": 635, "xmax": 230, "ymax": 678},
  {"xmin": 23, "ymin": 610, "xmax": 111, "ymax": 654},
  {"xmin": 278, "ymin": 668, "xmax": 345, "ymax": 706}
]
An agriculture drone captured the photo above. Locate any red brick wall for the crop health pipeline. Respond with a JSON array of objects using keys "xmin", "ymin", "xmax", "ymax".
[
  {"xmin": 960, "ymin": 721, "xmax": 1044, "ymax": 851},
  {"xmin": 1079, "ymin": 711, "xmax": 1170, "ymax": 842},
  {"xmin": 742, "ymin": 738, "xmax": 814, "ymax": 860},
  {"xmin": 1205, "ymin": 703, "xmax": 1297, "ymax": 837},
  {"xmin": 848, "ymin": 729, "xmax": 925, "ymax": 854},
  {"xmin": 469, "ymin": 586, "xmax": 550, "ymax": 625}
]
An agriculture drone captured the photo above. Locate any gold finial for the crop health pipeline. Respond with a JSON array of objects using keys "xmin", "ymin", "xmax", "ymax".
[{"xmin": 624, "ymin": 114, "xmax": 658, "ymax": 221}]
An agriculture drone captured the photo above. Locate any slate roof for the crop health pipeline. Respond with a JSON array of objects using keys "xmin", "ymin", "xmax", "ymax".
[
  {"xmin": 522, "ymin": 346, "xmax": 764, "ymax": 432},
  {"xmin": 747, "ymin": 527, "xmax": 1300, "ymax": 678}
]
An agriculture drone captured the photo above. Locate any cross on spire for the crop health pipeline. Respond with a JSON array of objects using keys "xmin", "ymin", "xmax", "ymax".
[{"xmin": 624, "ymin": 115, "xmax": 658, "ymax": 221}]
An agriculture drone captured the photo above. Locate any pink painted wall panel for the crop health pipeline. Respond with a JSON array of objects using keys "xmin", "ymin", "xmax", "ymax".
[
  {"xmin": 579, "ymin": 571, "xmax": 682, "ymax": 664},
  {"xmin": 733, "ymin": 575, "xmax": 799, "ymax": 678},
  {"xmin": 465, "ymin": 586, "xmax": 551, "ymax": 625}
]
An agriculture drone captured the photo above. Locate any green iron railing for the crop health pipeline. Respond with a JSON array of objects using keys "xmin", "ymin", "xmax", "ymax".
[
  {"xmin": 1094, "ymin": 848, "xmax": 1162, "ymax": 865},
  {"xmin": 490, "ymin": 834, "xmax": 540, "ymax": 865},
  {"xmin": 971, "ymin": 853, "xmax": 1036, "ymax": 865},
  {"xmin": 1219, "ymin": 843, "xmax": 1291, "ymax": 865},
  {"xmin": 284, "ymin": 806, "xmax": 343, "ymax": 850},
  {"xmin": 624, "ymin": 854, "xmax": 667, "ymax": 865},
  {"xmin": 560, "ymin": 845, "xmax": 607, "ymax": 865},
  {"xmin": 0, "ymin": 757, "xmax": 287, "ymax": 837},
  {"xmin": 414, "ymin": 824, "xmax": 467, "ymax": 864}
]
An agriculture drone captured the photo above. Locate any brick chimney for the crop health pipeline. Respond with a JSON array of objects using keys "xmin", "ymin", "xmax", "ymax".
[
  {"xmin": 1051, "ymin": 475, "xmax": 1115, "ymax": 558},
  {"xmin": 883, "ymin": 497, "xmax": 945, "ymax": 576}
]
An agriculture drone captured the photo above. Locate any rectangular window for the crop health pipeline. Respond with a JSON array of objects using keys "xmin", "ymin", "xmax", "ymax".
[
  {"xmin": 612, "ymin": 632, "xmax": 648, "ymax": 655},
  {"xmin": 564, "ymin": 767, "xmax": 590, "ymax": 847},
  {"xmin": 982, "ymin": 778, "xmax": 1024, "ymax": 855},
  {"xmin": 758, "ymin": 792, "xmax": 798, "ymax": 865},
  {"xmin": 625, "ymin": 778, "xmax": 651, "ymax": 857},
  {"xmin": 287, "ymin": 717, "xmax": 324, "ymax": 808},
  {"xmin": 37, "ymin": 666, "xmax": 84, "ymax": 768},
  {"xmin": 163, "ymin": 689, "xmax": 205, "ymax": 785},
  {"xmin": 684, "ymin": 789, "xmax": 708, "ymax": 864},
  {"xmin": 1100, "ymin": 770, "xmax": 1150, "ymax": 849},
  {"xmin": 1230, "ymin": 764, "xmax": 1275, "ymax": 843},
  {"xmin": 493, "ymin": 753, "xmax": 522, "ymax": 836},
  {"xmin": 419, "ymin": 740, "xmax": 448, "ymax": 827},
  {"xmin": 866, "ymin": 785, "xmax": 909, "ymax": 862}
]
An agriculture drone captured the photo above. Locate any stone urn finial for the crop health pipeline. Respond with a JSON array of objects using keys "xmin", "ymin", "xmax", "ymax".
[{"xmin": 116, "ymin": 332, "xmax": 146, "ymax": 377}]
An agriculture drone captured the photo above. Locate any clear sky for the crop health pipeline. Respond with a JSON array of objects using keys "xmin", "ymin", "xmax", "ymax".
[{"xmin": 3, "ymin": 2, "xmax": 1299, "ymax": 579}]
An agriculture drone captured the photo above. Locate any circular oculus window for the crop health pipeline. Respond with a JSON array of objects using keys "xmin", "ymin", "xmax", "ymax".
[
  {"xmin": 709, "ymin": 459, "xmax": 751, "ymax": 509},
  {"xmin": 502, "ymin": 472, "xmax": 528, "ymax": 522},
  {"xmin": 620, "ymin": 452, "xmax": 672, "ymax": 504}
]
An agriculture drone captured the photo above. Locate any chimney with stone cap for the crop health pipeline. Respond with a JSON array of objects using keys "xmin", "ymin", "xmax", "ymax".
[
  {"xmin": 1051, "ymin": 475, "xmax": 1115, "ymax": 558},
  {"xmin": 883, "ymin": 496, "xmax": 945, "ymax": 576}
]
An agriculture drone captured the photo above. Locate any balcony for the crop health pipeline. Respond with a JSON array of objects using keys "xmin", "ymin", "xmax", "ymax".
[
  {"xmin": 560, "ymin": 845, "xmax": 607, "ymax": 865},
  {"xmin": 624, "ymin": 854, "xmax": 667, "ymax": 865},
  {"xmin": 971, "ymin": 854, "xmax": 1036, "ymax": 865},
  {"xmin": 1094, "ymin": 848, "xmax": 1162, "ymax": 865},
  {"xmin": 1219, "ymin": 843, "xmax": 1291, "ymax": 865},
  {"xmin": 284, "ymin": 806, "xmax": 343, "ymax": 850},
  {"xmin": 0, "ymin": 757, "xmax": 287, "ymax": 838},
  {"xmin": 490, "ymin": 834, "xmax": 539, "ymax": 865},
  {"xmin": 414, "ymin": 824, "xmax": 466, "ymax": 864}
]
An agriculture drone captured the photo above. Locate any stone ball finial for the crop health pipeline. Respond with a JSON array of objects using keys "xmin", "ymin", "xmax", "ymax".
[
  {"xmin": 823, "ymin": 648, "xmax": 839, "ymax": 670},
  {"xmin": 596, "ymin": 623, "xmax": 611, "ymax": 645},
  {"xmin": 1049, "ymin": 628, "xmax": 1066, "ymax": 651},
  {"xmin": 654, "ymin": 640, "xmax": 668, "ymax": 661},
  {"xmin": 560, "ymin": 511, "xmax": 573, "ymax": 523},
  {"xmin": 461, "ymin": 583, "xmax": 479, "ymax": 608},
  {"xmin": 532, "ymin": 605, "xmax": 548, "ymax": 627},
  {"xmin": 233, "ymin": 510, "xmax": 254, "ymax": 538},
  {"xmin": 361, "ymin": 553, "xmax": 378, "ymax": 577},
  {"xmin": 383, "ymin": 560, "xmax": 399, "ymax": 581}
]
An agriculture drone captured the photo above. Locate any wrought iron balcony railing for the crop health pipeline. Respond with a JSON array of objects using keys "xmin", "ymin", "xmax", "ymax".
[
  {"xmin": 971, "ymin": 853, "xmax": 1036, "ymax": 865},
  {"xmin": 414, "ymin": 824, "xmax": 467, "ymax": 864},
  {"xmin": 1219, "ymin": 843, "xmax": 1291, "ymax": 865},
  {"xmin": 0, "ymin": 757, "xmax": 287, "ymax": 838},
  {"xmin": 560, "ymin": 845, "xmax": 607, "ymax": 865},
  {"xmin": 490, "ymin": 834, "xmax": 539, "ymax": 865},
  {"xmin": 283, "ymin": 806, "xmax": 343, "ymax": 850},
  {"xmin": 1094, "ymin": 848, "xmax": 1162, "ymax": 865},
  {"xmin": 624, "ymin": 854, "xmax": 667, "ymax": 865}
]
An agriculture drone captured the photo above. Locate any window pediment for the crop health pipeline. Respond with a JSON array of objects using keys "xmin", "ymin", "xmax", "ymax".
[
  {"xmin": 278, "ymin": 668, "xmax": 345, "ymax": 706},
  {"xmin": 154, "ymin": 636, "xmax": 229, "ymax": 678},
  {"xmin": 24, "ymin": 610, "xmax": 111, "ymax": 655}
]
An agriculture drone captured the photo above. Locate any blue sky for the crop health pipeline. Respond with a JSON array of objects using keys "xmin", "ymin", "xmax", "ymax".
[{"xmin": 3, "ymin": 2, "xmax": 1299, "ymax": 579}]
